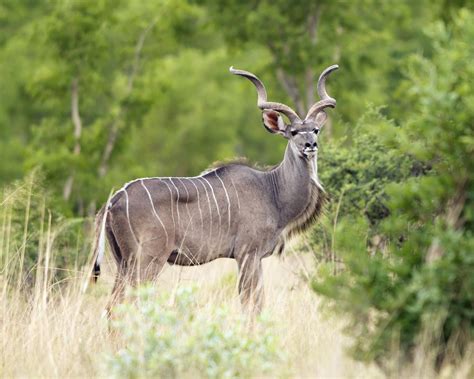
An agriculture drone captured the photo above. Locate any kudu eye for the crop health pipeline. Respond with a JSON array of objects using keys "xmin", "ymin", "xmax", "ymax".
[
  {"xmin": 313, "ymin": 128, "xmax": 320, "ymax": 134},
  {"xmin": 291, "ymin": 130, "xmax": 298, "ymax": 136}
]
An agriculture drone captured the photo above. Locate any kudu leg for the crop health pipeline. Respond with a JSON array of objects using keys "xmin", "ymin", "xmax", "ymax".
[
  {"xmin": 105, "ymin": 242, "xmax": 169, "ymax": 318},
  {"xmin": 237, "ymin": 255, "xmax": 264, "ymax": 317},
  {"xmin": 105, "ymin": 267, "xmax": 127, "ymax": 318},
  {"xmin": 127, "ymin": 242, "xmax": 170, "ymax": 286}
]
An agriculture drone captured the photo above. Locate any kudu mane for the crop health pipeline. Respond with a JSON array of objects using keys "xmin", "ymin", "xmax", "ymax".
[{"xmin": 201, "ymin": 157, "xmax": 271, "ymax": 174}]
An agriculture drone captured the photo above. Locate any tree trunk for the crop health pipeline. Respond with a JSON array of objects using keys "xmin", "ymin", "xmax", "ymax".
[
  {"xmin": 98, "ymin": 20, "xmax": 157, "ymax": 178},
  {"xmin": 273, "ymin": 6, "xmax": 323, "ymax": 118},
  {"xmin": 305, "ymin": 5, "xmax": 322, "ymax": 109},
  {"xmin": 276, "ymin": 68, "xmax": 305, "ymax": 117},
  {"xmin": 63, "ymin": 77, "xmax": 82, "ymax": 201}
]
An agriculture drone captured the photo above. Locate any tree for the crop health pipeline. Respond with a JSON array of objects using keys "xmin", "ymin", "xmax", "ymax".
[{"xmin": 23, "ymin": 0, "xmax": 203, "ymax": 214}]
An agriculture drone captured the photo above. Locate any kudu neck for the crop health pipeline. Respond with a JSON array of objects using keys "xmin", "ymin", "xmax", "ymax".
[
  {"xmin": 276, "ymin": 143, "xmax": 314, "ymax": 183},
  {"xmin": 270, "ymin": 143, "xmax": 319, "ymax": 223}
]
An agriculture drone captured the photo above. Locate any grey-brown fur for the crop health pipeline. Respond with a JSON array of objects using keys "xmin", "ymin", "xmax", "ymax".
[{"xmin": 92, "ymin": 65, "xmax": 338, "ymax": 316}]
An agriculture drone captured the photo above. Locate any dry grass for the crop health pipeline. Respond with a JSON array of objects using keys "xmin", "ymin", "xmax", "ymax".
[
  {"xmin": 4, "ymin": 249, "xmax": 471, "ymax": 378},
  {"xmin": 0, "ymin": 237, "xmax": 383, "ymax": 378}
]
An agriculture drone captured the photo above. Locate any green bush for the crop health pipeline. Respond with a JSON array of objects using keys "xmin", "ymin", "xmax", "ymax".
[
  {"xmin": 319, "ymin": 108, "xmax": 415, "ymax": 225},
  {"xmin": 312, "ymin": 9, "xmax": 474, "ymax": 370},
  {"xmin": 309, "ymin": 109, "xmax": 416, "ymax": 261},
  {"xmin": 105, "ymin": 285, "xmax": 283, "ymax": 379}
]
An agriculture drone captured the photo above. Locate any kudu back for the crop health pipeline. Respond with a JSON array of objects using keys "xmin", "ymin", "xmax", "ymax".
[{"xmin": 92, "ymin": 65, "xmax": 338, "ymax": 315}]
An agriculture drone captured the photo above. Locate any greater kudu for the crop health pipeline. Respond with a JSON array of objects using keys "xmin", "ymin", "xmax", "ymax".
[{"xmin": 92, "ymin": 65, "xmax": 338, "ymax": 315}]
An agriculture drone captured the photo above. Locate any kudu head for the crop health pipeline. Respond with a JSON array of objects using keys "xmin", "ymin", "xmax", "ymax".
[{"xmin": 230, "ymin": 65, "xmax": 338, "ymax": 159}]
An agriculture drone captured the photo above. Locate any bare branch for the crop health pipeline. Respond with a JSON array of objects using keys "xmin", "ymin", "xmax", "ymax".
[
  {"xmin": 266, "ymin": 39, "xmax": 305, "ymax": 117},
  {"xmin": 63, "ymin": 77, "xmax": 83, "ymax": 200},
  {"xmin": 305, "ymin": 69, "xmax": 315, "ymax": 112},
  {"xmin": 127, "ymin": 19, "xmax": 157, "ymax": 93},
  {"xmin": 276, "ymin": 68, "xmax": 305, "ymax": 117},
  {"xmin": 305, "ymin": 5, "xmax": 322, "ymax": 108}
]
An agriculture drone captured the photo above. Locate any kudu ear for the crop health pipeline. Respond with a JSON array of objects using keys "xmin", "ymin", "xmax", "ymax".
[
  {"xmin": 262, "ymin": 110, "xmax": 287, "ymax": 136},
  {"xmin": 313, "ymin": 111, "xmax": 328, "ymax": 127}
]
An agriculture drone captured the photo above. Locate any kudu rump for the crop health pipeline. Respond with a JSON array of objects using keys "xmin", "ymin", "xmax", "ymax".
[{"xmin": 93, "ymin": 65, "xmax": 338, "ymax": 315}]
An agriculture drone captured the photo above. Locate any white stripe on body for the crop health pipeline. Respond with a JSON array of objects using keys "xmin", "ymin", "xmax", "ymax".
[
  {"xmin": 196, "ymin": 177, "xmax": 213, "ymax": 239},
  {"xmin": 140, "ymin": 179, "xmax": 169, "ymax": 246},
  {"xmin": 124, "ymin": 189, "xmax": 140, "ymax": 246},
  {"xmin": 177, "ymin": 178, "xmax": 192, "ymax": 222},
  {"xmin": 184, "ymin": 178, "xmax": 208, "ymax": 259},
  {"xmin": 229, "ymin": 176, "xmax": 241, "ymax": 211},
  {"xmin": 108, "ymin": 167, "xmax": 235, "ymax": 256},
  {"xmin": 109, "ymin": 167, "xmax": 226, "ymax": 200},
  {"xmin": 168, "ymin": 178, "xmax": 181, "ymax": 223},
  {"xmin": 215, "ymin": 171, "xmax": 231, "ymax": 232},
  {"xmin": 200, "ymin": 176, "xmax": 223, "ymax": 258},
  {"xmin": 175, "ymin": 178, "xmax": 196, "ymax": 255},
  {"xmin": 160, "ymin": 179, "xmax": 176, "ymax": 241},
  {"xmin": 201, "ymin": 176, "xmax": 221, "ymax": 224},
  {"xmin": 185, "ymin": 178, "xmax": 204, "ymax": 233}
]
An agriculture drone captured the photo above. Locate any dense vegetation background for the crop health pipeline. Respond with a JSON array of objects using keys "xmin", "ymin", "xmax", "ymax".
[{"xmin": 1, "ymin": 0, "xmax": 473, "ymax": 376}]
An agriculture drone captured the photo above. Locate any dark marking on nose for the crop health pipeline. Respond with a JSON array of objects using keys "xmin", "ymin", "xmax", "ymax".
[
  {"xmin": 305, "ymin": 143, "xmax": 311, "ymax": 148},
  {"xmin": 312, "ymin": 142, "xmax": 318, "ymax": 148}
]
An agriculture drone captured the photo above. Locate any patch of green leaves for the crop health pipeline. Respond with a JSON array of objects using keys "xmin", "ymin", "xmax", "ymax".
[{"xmin": 105, "ymin": 285, "xmax": 283, "ymax": 379}]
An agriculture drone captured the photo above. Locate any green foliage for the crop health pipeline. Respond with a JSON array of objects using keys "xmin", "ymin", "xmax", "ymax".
[
  {"xmin": 105, "ymin": 285, "xmax": 283, "ymax": 378},
  {"xmin": 320, "ymin": 108, "xmax": 415, "ymax": 224},
  {"xmin": 313, "ymin": 9, "xmax": 474, "ymax": 369},
  {"xmin": 309, "ymin": 109, "xmax": 416, "ymax": 261},
  {"xmin": 0, "ymin": 172, "xmax": 88, "ymax": 286}
]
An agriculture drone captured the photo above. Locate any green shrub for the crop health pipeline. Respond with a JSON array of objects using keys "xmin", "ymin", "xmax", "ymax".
[
  {"xmin": 105, "ymin": 285, "xmax": 283, "ymax": 379},
  {"xmin": 319, "ymin": 108, "xmax": 415, "ymax": 225},
  {"xmin": 312, "ymin": 9, "xmax": 474, "ymax": 370},
  {"xmin": 310, "ymin": 109, "xmax": 416, "ymax": 261}
]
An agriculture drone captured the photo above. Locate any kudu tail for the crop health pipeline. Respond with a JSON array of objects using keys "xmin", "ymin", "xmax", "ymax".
[{"xmin": 91, "ymin": 203, "xmax": 108, "ymax": 283}]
